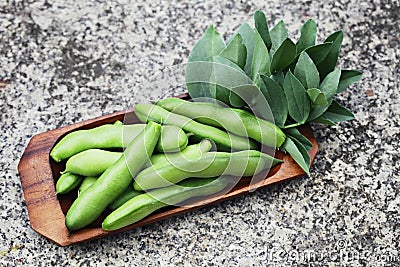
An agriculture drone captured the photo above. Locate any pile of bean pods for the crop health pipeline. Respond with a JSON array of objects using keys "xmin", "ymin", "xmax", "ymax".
[{"xmin": 51, "ymin": 98, "xmax": 285, "ymax": 231}]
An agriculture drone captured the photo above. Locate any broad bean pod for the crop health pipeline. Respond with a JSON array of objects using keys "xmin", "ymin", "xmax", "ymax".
[
  {"xmin": 65, "ymin": 149, "xmax": 121, "ymax": 177},
  {"xmin": 78, "ymin": 176, "xmax": 97, "ymax": 196},
  {"xmin": 146, "ymin": 139, "xmax": 213, "ymax": 168},
  {"xmin": 51, "ymin": 123, "xmax": 187, "ymax": 162},
  {"xmin": 55, "ymin": 172, "xmax": 83, "ymax": 195},
  {"xmin": 65, "ymin": 121, "xmax": 161, "ymax": 231},
  {"xmin": 133, "ymin": 150, "xmax": 282, "ymax": 191},
  {"xmin": 102, "ymin": 177, "xmax": 231, "ymax": 231},
  {"xmin": 108, "ymin": 186, "xmax": 142, "ymax": 211},
  {"xmin": 64, "ymin": 139, "xmax": 212, "ymax": 177},
  {"xmin": 155, "ymin": 125, "xmax": 188, "ymax": 153},
  {"xmin": 134, "ymin": 103, "xmax": 259, "ymax": 151},
  {"xmin": 156, "ymin": 98, "xmax": 286, "ymax": 148}
]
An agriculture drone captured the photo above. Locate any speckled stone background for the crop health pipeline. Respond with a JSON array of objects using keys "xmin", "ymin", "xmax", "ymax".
[{"xmin": 1, "ymin": 0, "xmax": 399, "ymax": 266}]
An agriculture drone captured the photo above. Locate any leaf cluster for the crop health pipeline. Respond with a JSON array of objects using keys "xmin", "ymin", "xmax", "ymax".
[{"xmin": 186, "ymin": 11, "xmax": 362, "ymax": 175}]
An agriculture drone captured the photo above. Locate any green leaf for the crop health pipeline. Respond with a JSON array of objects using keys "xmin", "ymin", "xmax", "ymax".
[
  {"xmin": 307, "ymin": 88, "xmax": 328, "ymax": 106},
  {"xmin": 284, "ymin": 128, "xmax": 313, "ymax": 151},
  {"xmin": 220, "ymin": 34, "xmax": 247, "ymax": 69},
  {"xmin": 186, "ymin": 55, "xmax": 258, "ymax": 107},
  {"xmin": 320, "ymin": 68, "xmax": 341, "ymax": 101},
  {"xmin": 250, "ymin": 30, "xmax": 271, "ymax": 82},
  {"xmin": 283, "ymin": 70, "xmax": 311, "ymax": 124},
  {"xmin": 186, "ymin": 25, "xmax": 226, "ymax": 99},
  {"xmin": 270, "ymin": 38, "xmax": 297, "ymax": 74},
  {"xmin": 305, "ymin": 42, "xmax": 333, "ymax": 65},
  {"xmin": 286, "ymin": 42, "xmax": 333, "ymax": 72},
  {"xmin": 269, "ymin": 20, "xmax": 288, "ymax": 56},
  {"xmin": 311, "ymin": 116, "xmax": 336, "ymax": 125},
  {"xmin": 254, "ymin": 10, "xmax": 272, "ymax": 50},
  {"xmin": 296, "ymin": 19, "xmax": 317, "ymax": 53},
  {"xmin": 257, "ymin": 75, "xmax": 288, "ymax": 127},
  {"xmin": 185, "ymin": 62, "xmax": 214, "ymax": 98},
  {"xmin": 311, "ymin": 99, "xmax": 355, "ymax": 125},
  {"xmin": 308, "ymin": 68, "xmax": 341, "ymax": 121},
  {"xmin": 238, "ymin": 23, "xmax": 255, "ymax": 76},
  {"xmin": 188, "ymin": 25, "xmax": 226, "ymax": 62},
  {"xmin": 294, "ymin": 52, "xmax": 320, "ymax": 89},
  {"xmin": 337, "ymin": 69, "xmax": 362, "ymax": 93},
  {"xmin": 283, "ymin": 137, "xmax": 310, "ymax": 176},
  {"xmin": 271, "ymin": 71, "xmax": 285, "ymax": 88},
  {"xmin": 291, "ymin": 138, "xmax": 311, "ymax": 172},
  {"xmin": 321, "ymin": 100, "xmax": 355, "ymax": 122},
  {"xmin": 229, "ymin": 84, "xmax": 262, "ymax": 107},
  {"xmin": 317, "ymin": 31, "xmax": 344, "ymax": 80},
  {"xmin": 212, "ymin": 56, "xmax": 260, "ymax": 107},
  {"xmin": 212, "ymin": 57, "xmax": 232, "ymax": 104}
]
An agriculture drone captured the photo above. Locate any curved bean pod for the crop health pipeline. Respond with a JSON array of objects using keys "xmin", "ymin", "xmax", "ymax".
[
  {"xmin": 50, "ymin": 123, "xmax": 145, "ymax": 162},
  {"xmin": 51, "ymin": 123, "xmax": 187, "ymax": 162},
  {"xmin": 156, "ymin": 98, "xmax": 286, "ymax": 148},
  {"xmin": 78, "ymin": 176, "xmax": 97, "ymax": 196},
  {"xmin": 135, "ymin": 103, "xmax": 259, "ymax": 151},
  {"xmin": 155, "ymin": 125, "xmax": 188, "ymax": 153},
  {"xmin": 146, "ymin": 139, "xmax": 213, "ymax": 168},
  {"xmin": 65, "ymin": 149, "xmax": 121, "ymax": 177},
  {"xmin": 108, "ymin": 186, "xmax": 142, "ymax": 211},
  {"xmin": 64, "ymin": 139, "xmax": 212, "ymax": 177},
  {"xmin": 102, "ymin": 176, "xmax": 231, "ymax": 231},
  {"xmin": 133, "ymin": 150, "xmax": 282, "ymax": 191},
  {"xmin": 65, "ymin": 121, "xmax": 161, "ymax": 231},
  {"xmin": 56, "ymin": 172, "xmax": 83, "ymax": 195}
]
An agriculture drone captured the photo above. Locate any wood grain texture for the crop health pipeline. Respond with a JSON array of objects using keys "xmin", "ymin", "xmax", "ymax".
[{"xmin": 18, "ymin": 93, "xmax": 318, "ymax": 246}]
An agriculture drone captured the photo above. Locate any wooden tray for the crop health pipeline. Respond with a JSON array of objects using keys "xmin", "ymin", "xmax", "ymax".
[{"xmin": 18, "ymin": 94, "xmax": 318, "ymax": 246}]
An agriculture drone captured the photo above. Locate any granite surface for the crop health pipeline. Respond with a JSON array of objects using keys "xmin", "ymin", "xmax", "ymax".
[{"xmin": 1, "ymin": 0, "xmax": 399, "ymax": 266}]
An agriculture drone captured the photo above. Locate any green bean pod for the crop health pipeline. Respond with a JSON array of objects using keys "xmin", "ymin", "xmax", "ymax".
[
  {"xmin": 134, "ymin": 103, "xmax": 259, "ymax": 151},
  {"xmin": 64, "ymin": 139, "xmax": 211, "ymax": 177},
  {"xmin": 108, "ymin": 186, "xmax": 143, "ymax": 211},
  {"xmin": 56, "ymin": 172, "xmax": 83, "ymax": 194},
  {"xmin": 102, "ymin": 176, "xmax": 231, "ymax": 231},
  {"xmin": 133, "ymin": 150, "xmax": 282, "ymax": 191},
  {"xmin": 51, "ymin": 123, "xmax": 188, "ymax": 162},
  {"xmin": 146, "ymin": 139, "xmax": 213, "ymax": 168},
  {"xmin": 65, "ymin": 121, "xmax": 161, "ymax": 231},
  {"xmin": 50, "ymin": 123, "xmax": 145, "ymax": 162},
  {"xmin": 156, "ymin": 98, "xmax": 286, "ymax": 148},
  {"xmin": 65, "ymin": 149, "xmax": 121, "ymax": 177},
  {"xmin": 155, "ymin": 125, "xmax": 188, "ymax": 153},
  {"xmin": 78, "ymin": 176, "xmax": 98, "ymax": 196}
]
